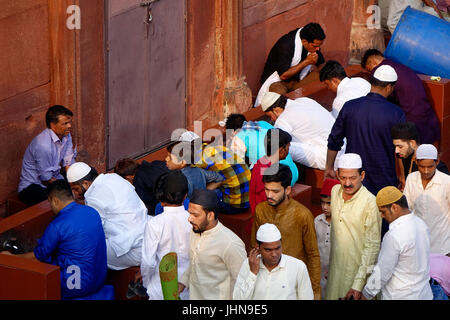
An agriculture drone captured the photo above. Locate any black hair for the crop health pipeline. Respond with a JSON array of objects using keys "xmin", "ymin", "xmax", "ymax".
[
  {"xmin": 264, "ymin": 95, "xmax": 288, "ymax": 113},
  {"xmin": 319, "ymin": 60, "xmax": 347, "ymax": 82},
  {"xmin": 47, "ymin": 179, "xmax": 73, "ymax": 201},
  {"xmin": 390, "ymin": 122, "xmax": 420, "ymax": 143},
  {"xmin": 154, "ymin": 171, "xmax": 188, "ymax": 206},
  {"xmin": 300, "ymin": 23, "xmax": 326, "ymax": 43},
  {"xmin": 225, "ymin": 114, "xmax": 247, "ymax": 130},
  {"xmin": 370, "ymin": 77, "xmax": 397, "ymax": 88},
  {"xmin": 361, "ymin": 49, "xmax": 383, "ymax": 69},
  {"xmin": 337, "ymin": 167, "xmax": 364, "ymax": 175},
  {"xmin": 257, "ymin": 238, "xmax": 282, "ymax": 246},
  {"xmin": 382, "ymin": 195, "xmax": 409, "ymax": 210},
  {"xmin": 167, "ymin": 140, "xmax": 196, "ymax": 164},
  {"xmin": 262, "ymin": 164, "xmax": 292, "ymax": 189},
  {"xmin": 265, "ymin": 128, "xmax": 292, "ymax": 157},
  {"xmin": 114, "ymin": 158, "xmax": 140, "ymax": 177},
  {"xmin": 45, "ymin": 105, "xmax": 73, "ymax": 128},
  {"xmin": 74, "ymin": 167, "xmax": 98, "ymax": 184},
  {"xmin": 201, "ymin": 205, "xmax": 219, "ymax": 220}
]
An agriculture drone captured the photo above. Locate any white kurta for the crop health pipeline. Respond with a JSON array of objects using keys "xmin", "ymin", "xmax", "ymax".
[
  {"xmin": 362, "ymin": 213, "xmax": 433, "ymax": 300},
  {"xmin": 403, "ymin": 170, "xmax": 450, "ymax": 255},
  {"xmin": 232, "ymin": 254, "xmax": 314, "ymax": 300},
  {"xmin": 326, "ymin": 184, "xmax": 382, "ymax": 300},
  {"xmin": 84, "ymin": 173, "xmax": 148, "ymax": 269},
  {"xmin": 331, "ymin": 77, "xmax": 371, "ymax": 119},
  {"xmin": 140, "ymin": 206, "xmax": 191, "ymax": 300},
  {"xmin": 180, "ymin": 221, "xmax": 247, "ymax": 300},
  {"xmin": 314, "ymin": 213, "xmax": 331, "ymax": 298},
  {"xmin": 275, "ymin": 97, "xmax": 345, "ymax": 170},
  {"xmin": 386, "ymin": 0, "xmax": 441, "ymax": 34}
]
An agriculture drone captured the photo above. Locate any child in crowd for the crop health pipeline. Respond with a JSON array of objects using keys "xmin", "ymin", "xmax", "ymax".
[
  {"xmin": 314, "ymin": 178, "xmax": 340, "ymax": 299},
  {"xmin": 158, "ymin": 141, "xmax": 224, "ymax": 215}
]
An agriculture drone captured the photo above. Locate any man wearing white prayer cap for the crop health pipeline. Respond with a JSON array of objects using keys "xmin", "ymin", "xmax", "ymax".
[
  {"xmin": 67, "ymin": 162, "xmax": 148, "ymax": 270},
  {"xmin": 233, "ymin": 223, "xmax": 314, "ymax": 300},
  {"xmin": 403, "ymin": 144, "xmax": 450, "ymax": 255},
  {"xmin": 325, "ymin": 153, "xmax": 382, "ymax": 300},
  {"xmin": 326, "ymin": 53, "xmax": 405, "ymax": 238},
  {"xmin": 260, "ymin": 87, "xmax": 343, "ymax": 170}
]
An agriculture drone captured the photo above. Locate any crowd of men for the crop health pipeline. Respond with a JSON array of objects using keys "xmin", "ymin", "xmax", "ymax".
[{"xmin": 1, "ymin": 19, "xmax": 449, "ymax": 301}]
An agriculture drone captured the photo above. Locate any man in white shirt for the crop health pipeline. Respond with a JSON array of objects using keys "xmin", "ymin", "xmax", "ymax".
[
  {"xmin": 233, "ymin": 223, "xmax": 313, "ymax": 300},
  {"xmin": 319, "ymin": 60, "xmax": 371, "ymax": 119},
  {"xmin": 178, "ymin": 189, "xmax": 247, "ymax": 300},
  {"xmin": 140, "ymin": 171, "xmax": 191, "ymax": 300},
  {"xmin": 403, "ymin": 144, "xmax": 450, "ymax": 255},
  {"xmin": 260, "ymin": 91, "xmax": 345, "ymax": 170},
  {"xmin": 362, "ymin": 186, "xmax": 433, "ymax": 300},
  {"xmin": 67, "ymin": 162, "xmax": 148, "ymax": 270},
  {"xmin": 386, "ymin": 0, "xmax": 445, "ymax": 34}
]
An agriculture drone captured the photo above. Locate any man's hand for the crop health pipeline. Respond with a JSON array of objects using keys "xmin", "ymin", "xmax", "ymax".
[
  {"xmin": 324, "ymin": 167, "xmax": 337, "ymax": 180},
  {"xmin": 0, "ymin": 251, "xmax": 12, "ymax": 255},
  {"xmin": 304, "ymin": 52, "xmax": 319, "ymax": 66},
  {"xmin": 178, "ymin": 283, "xmax": 186, "ymax": 295},
  {"xmin": 360, "ymin": 294, "xmax": 369, "ymax": 300},
  {"xmin": 344, "ymin": 288, "xmax": 362, "ymax": 300},
  {"xmin": 248, "ymin": 247, "xmax": 260, "ymax": 275}
]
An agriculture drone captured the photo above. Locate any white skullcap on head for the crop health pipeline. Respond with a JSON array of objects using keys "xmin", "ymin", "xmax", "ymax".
[
  {"xmin": 256, "ymin": 223, "xmax": 282, "ymax": 243},
  {"xmin": 261, "ymin": 92, "xmax": 281, "ymax": 112},
  {"xmin": 416, "ymin": 144, "xmax": 438, "ymax": 160},
  {"xmin": 178, "ymin": 131, "xmax": 200, "ymax": 142},
  {"xmin": 338, "ymin": 153, "xmax": 362, "ymax": 169},
  {"xmin": 67, "ymin": 162, "xmax": 92, "ymax": 183},
  {"xmin": 373, "ymin": 65, "xmax": 398, "ymax": 82}
]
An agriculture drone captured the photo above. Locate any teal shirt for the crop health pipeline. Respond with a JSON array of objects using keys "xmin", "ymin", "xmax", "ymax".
[{"xmin": 235, "ymin": 121, "xmax": 298, "ymax": 186}]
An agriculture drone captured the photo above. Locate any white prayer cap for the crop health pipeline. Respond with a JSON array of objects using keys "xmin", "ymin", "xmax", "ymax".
[
  {"xmin": 416, "ymin": 144, "xmax": 438, "ymax": 160},
  {"xmin": 67, "ymin": 162, "xmax": 92, "ymax": 183},
  {"xmin": 256, "ymin": 223, "xmax": 281, "ymax": 243},
  {"xmin": 178, "ymin": 131, "xmax": 200, "ymax": 142},
  {"xmin": 261, "ymin": 92, "xmax": 281, "ymax": 111},
  {"xmin": 373, "ymin": 65, "xmax": 398, "ymax": 82},
  {"xmin": 338, "ymin": 153, "xmax": 362, "ymax": 169}
]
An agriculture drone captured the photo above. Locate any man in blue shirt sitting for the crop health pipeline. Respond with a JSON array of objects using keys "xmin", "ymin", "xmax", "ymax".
[
  {"xmin": 18, "ymin": 105, "xmax": 77, "ymax": 206},
  {"xmin": 2, "ymin": 180, "xmax": 108, "ymax": 299}
]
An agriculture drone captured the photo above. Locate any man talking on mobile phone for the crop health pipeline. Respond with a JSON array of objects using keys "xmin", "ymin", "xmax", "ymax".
[{"xmin": 233, "ymin": 223, "xmax": 313, "ymax": 300}]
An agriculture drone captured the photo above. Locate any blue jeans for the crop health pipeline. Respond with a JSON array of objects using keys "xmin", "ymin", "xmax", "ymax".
[
  {"xmin": 214, "ymin": 189, "xmax": 249, "ymax": 214},
  {"xmin": 430, "ymin": 279, "xmax": 449, "ymax": 300}
]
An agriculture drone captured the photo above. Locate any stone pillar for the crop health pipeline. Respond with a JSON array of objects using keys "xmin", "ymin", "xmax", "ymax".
[
  {"xmin": 212, "ymin": 0, "xmax": 252, "ymax": 125},
  {"xmin": 349, "ymin": 0, "xmax": 386, "ymax": 64}
]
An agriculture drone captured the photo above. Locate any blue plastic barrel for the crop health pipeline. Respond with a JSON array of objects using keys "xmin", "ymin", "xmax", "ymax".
[{"xmin": 384, "ymin": 6, "xmax": 450, "ymax": 79}]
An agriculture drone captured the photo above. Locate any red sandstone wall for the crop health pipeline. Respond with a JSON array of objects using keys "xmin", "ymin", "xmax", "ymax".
[{"xmin": 242, "ymin": 0, "xmax": 354, "ymax": 98}]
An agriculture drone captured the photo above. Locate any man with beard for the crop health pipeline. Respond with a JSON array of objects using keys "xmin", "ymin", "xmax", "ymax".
[
  {"xmin": 326, "ymin": 153, "xmax": 381, "ymax": 300},
  {"xmin": 250, "ymin": 164, "xmax": 321, "ymax": 299},
  {"xmin": 178, "ymin": 189, "xmax": 247, "ymax": 300},
  {"xmin": 391, "ymin": 122, "xmax": 449, "ymax": 190}
]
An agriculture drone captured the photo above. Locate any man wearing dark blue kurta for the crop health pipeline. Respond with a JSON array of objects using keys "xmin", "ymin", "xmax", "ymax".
[{"xmin": 325, "ymin": 65, "xmax": 406, "ymax": 236}]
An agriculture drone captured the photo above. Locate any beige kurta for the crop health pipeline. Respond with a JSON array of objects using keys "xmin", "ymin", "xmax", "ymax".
[
  {"xmin": 180, "ymin": 221, "xmax": 247, "ymax": 300},
  {"xmin": 325, "ymin": 184, "xmax": 381, "ymax": 300}
]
